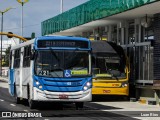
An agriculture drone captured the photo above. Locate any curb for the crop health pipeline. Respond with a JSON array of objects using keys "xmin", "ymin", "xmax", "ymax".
[{"xmin": 0, "ymin": 77, "xmax": 8, "ymax": 83}]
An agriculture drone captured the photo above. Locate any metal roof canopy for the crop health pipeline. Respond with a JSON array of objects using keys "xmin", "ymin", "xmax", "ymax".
[{"xmin": 54, "ymin": 1, "xmax": 160, "ymax": 36}]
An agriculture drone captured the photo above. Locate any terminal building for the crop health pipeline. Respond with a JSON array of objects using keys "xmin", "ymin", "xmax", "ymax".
[{"xmin": 41, "ymin": 0, "xmax": 160, "ymax": 104}]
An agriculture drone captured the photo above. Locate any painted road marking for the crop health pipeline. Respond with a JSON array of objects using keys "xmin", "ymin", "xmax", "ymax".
[
  {"xmin": 0, "ymin": 99, "xmax": 4, "ymax": 101},
  {"xmin": 23, "ymin": 110, "xmax": 30, "ymax": 113},
  {"xmin": 10, "ymin": 104, "xmax": 16, "ymax": 107}
]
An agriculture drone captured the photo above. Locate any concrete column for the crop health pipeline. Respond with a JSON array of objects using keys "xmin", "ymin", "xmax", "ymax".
[
  {"xmin": 93, "ymin": 29, "xmax": 96, "ymax": 40},
  {"xmin": 154, "ymin": 90, "xmax": 160, "ymax": 105},
  {"xmin": 135, "ymin": 18, "xmax": 142, "ymax": 43},
  {"xmin": 93, "ymin": 28, "xmax": 99, "ymax": 40},
  {"xmin": 107, "ymin": 25, "xmax": 113, "ymax": 42},
  {"xmin": 153, "ymin": 13, "xmax": 160, "ymax": 86},
  {"xmin": 117, "ymin": 23, "xmax": 120, "ymax": 45},
  {"xmin": 118, "ymin": 21, "xmax": 125, "ymax": 45},
  {"xmin": 124, "ymin": 21, "xmax": 129, "ymax": 45}
]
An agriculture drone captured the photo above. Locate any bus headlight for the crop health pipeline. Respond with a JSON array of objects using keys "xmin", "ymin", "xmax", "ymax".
[
  {"xmin": 83, "ymin": 81, "xmax": 92, "ymax": 91},
  {"xmin": 36, "ymin": 81, "xmax": 40, "ymax": 86},
  {"xmin": 83, "ymin": 86, "xmax": 88, "ymax": 91},
  {"xmin": 86, "ymin": 82, "xmax": 91, "ymax": 86},
  {"xmin": 121, "ymin": 82, "xmax": 128, "ymax": 87},
  {"xmin": 35, "ymin": 81, "xmax": 43, "ymax": 89},
  {"xmin": 39, "ymin": 85, "xmax": 43, "ymax": 89}
]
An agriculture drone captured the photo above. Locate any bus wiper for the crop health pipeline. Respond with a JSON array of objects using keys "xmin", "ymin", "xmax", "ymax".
[
  {"xmin": 49, "ymin": 48, "xmax": 62, "ymax": 77},
  {"xmin": 49, "ymin": 48, "xmax": 60, "ymax": 62},
  {"xmin": 66, "ymin": 47, "xmax": 79, "ymax": 59},
  {"xmin": 108, "ymin": 69, "xmax": 119, "ymax": 80},
  {"xmin": 112, "ymin": 74, "xmax": 118, "ymax": 80}
]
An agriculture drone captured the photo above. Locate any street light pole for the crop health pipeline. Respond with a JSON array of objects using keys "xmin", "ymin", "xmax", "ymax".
[
  {"xmin": 21, "ymin": 2, "xmax": 24, "ymax": 37},
  {"xmin": 17, "ymin": 0, "xmax": 29, "ymax": 37},
  {"xmin": 0, "ymin": 7, "xmax": 13, "ymax": 76},
  {"xmin": 61, "ymin": 0, "xmax": 63, "ymax": 13},
  {"xmin": 0, "ymin": 12, "xmax": 3, "ymax": 77}
]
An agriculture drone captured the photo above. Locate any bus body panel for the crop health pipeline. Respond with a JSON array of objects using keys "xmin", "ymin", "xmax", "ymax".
[
  {"xmin": 9, "ymin": 36, "xmax": 92, "ymax": 104},
  {"xmin": 8, "ymin": 69, "xmax": 14, "ymax": 96},
  {"xmin": 33, "ymin": 76, "xmax": 91, "ymax": 92},
  {"xmin": 92, "ymin": 85, "xmax": 129, "ymax": 95},
  {"xmin": 14, "ymin": 68, "xmax": 21, "ymax": 97},
  {"xmin": 33, "ymin": 87, "xmax": 92, "ymax": 102},
  {"xmin": 21, "ymin": 67, "xmax": 32, "ymax": 99},
  {"xmin": 91, "ymin": 41, "xmax": 129, "ymax": 96},
  {"xmin": 92, "ymin": 79, "xmax": 129, "ymax": 95}
]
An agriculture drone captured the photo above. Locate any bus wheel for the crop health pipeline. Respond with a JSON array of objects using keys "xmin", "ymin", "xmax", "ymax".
[
  {"xmin": 75, "ymin": 102, "xmax": 84, "ymax": 110},
  {"xmin": 14, "ymin": 84, "xmax": 21, "ymax": 104},
  {"xmin": 29, "ymin": 100, "xmax": 36, "ymax": 109}
]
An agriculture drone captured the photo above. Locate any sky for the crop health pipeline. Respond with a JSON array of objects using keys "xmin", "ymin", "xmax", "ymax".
[{"xmin": 0, "ymin": 0, "xmax": 89, "ymax": 39}]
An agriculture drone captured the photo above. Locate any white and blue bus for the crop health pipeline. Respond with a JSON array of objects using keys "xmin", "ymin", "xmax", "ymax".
[{"xmin": 9, "ymin": 36, "xmax": 92, "ymax": 109}]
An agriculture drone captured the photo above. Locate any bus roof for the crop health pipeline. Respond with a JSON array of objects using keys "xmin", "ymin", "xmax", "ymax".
[
  {"xmin": 11, "ymin": 36, "xmax": 90, "ymax": 50},
  {"xmin": 91, "ymin": 41, "xmax": 117, "ymax": 54},
  {"xmin": 11, "ymin": 39, "xmax": 34, "ymax": 50}
]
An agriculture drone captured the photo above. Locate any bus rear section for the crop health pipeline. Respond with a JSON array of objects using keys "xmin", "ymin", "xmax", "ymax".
[
  {"xmin": 91, "ymin": 41, "xmax": 130, "ymax": 97},
  {"xmin": 9, "ymin": 36, "xmax": 92, "ymax": 109}
]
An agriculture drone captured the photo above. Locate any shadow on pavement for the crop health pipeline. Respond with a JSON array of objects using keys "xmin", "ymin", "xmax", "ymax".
[
  {"xmin": 0, "ymin": 87, "xmax": 139, "ymax": 119},
  {"xmin": 92, "ymin": 95, "xmax": 129, "ymax": 102}
]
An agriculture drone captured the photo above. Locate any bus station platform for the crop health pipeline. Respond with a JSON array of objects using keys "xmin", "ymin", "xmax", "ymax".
[{"xmin": 88, "ymin": 101, "xmax": 160, "ymax": 120}]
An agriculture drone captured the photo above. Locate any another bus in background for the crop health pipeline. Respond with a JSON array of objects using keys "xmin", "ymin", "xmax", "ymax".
[{"xmin": 91, "ymin": 41, "xmax": 130, "ymax": 98}]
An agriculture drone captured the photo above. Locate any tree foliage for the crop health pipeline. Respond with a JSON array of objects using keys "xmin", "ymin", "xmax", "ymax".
[{"xmin": 2, "ymin": 46, "xmax": 11, "ymax": 67}]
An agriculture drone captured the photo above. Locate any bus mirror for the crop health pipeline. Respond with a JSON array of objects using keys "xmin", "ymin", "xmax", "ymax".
[{"xmin": 30, "ymin": 50, "xmax": 35, "ymax": 60}]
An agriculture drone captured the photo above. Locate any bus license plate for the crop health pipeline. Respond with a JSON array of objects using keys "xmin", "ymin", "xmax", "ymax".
[
  {"xmin": 59, "ymin": 94, "xmax": 68, "ymax": 99},
  {"xmin": 103, "ymin": 90, "xmax": 111, "ymax": 93}
]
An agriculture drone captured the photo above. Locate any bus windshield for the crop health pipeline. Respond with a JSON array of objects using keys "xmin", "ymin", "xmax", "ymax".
[
  {"xmin": 34, "ymin": 50, "xmax": 90, "ymax": 78},
  {"xmin": 92, "ymin": 53, "xmax": 126, "ymax": 79}
]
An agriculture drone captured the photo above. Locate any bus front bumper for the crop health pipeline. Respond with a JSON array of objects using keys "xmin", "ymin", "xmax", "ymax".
[
  {"xmin": 92, "ymin": 87, "xmax": 129, "ymax": 96},
  {"xmin": 33, "ymin": 87, "xmax": 92, "ymax": 102}
]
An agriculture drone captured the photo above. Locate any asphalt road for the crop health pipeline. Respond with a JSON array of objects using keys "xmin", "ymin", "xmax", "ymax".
[{"xmin": 0, "ymin": 79, "xmax": 139, "ymax": 120}]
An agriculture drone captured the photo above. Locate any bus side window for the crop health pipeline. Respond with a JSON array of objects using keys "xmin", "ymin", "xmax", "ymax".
[
  {"xmin": 9, "ymin": 51, "xmax": 12, "ymax": 69},
  {"xmin": 23, "ymin": 45, "xmax": 31, "ymax": 67},
  {"xmin": 13, "ymin": 49, "xmax": 20, "ymax": 68}
]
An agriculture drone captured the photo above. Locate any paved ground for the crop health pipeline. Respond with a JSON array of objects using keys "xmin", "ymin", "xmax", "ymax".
[
  {"xmin": 0, "ymin": 77, "xmax": 159, "ymax": 120},
  {"xmin": 89, "ymin": 101, "xmax": 160, "ymax": 120}
]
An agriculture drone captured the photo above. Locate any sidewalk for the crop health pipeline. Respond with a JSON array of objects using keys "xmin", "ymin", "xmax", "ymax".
[
  {"xmin": 0, "ymin": 76, "xmax": 8, "ymax": 83},
  {"xmin": 94, "ymin": 101, "xmax": 160, "ymax": 120}
]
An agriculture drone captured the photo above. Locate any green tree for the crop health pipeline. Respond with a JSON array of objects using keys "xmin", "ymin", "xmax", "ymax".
[{"xmin": 2, "ymin": 46, "xmax": 11, "ymax": 67}]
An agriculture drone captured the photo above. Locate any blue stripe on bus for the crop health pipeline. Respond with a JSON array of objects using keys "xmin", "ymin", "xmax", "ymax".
[
  {"xmin": 9, "ymin": 69, "xmax": 14, "ymax": 96},
  {"xmin": 42, "ymin": 80, "xmax": 83, "ymax": 87},
  {"xmin": 33, "ymin": 76, "xmax": 92, "ymax": 92},
  {"xmin": 45, "ymin": 86, "xmax": 83, "ymax": 92}
]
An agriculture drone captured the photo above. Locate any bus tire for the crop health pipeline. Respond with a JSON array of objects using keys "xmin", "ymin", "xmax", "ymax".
[
  {"xmin": 14, "ymin": 84, "xmax": 21, "ymax": 104},
  {"xmin": 75, "ymin": 102, "xmax": 84, "ymax": 110},
  {"xmin": 29, "ymin": 100, "xmax": 36, "ymax": 109}
]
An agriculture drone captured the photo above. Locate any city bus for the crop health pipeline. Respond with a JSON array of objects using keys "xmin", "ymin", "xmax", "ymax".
[
  {"xmin": 8, "ymin": 36, "xmax": 92, "ymax": 109},
  {"xmin": 91, "ymin": 40, "xmax": 130, "ymax": 97}
]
